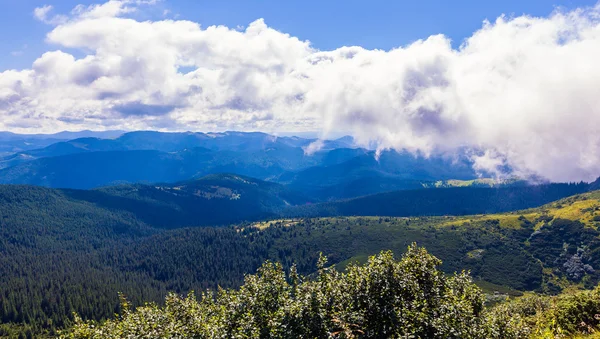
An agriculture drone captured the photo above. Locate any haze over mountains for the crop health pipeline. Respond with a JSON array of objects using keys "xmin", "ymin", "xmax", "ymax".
[
  {"xmin": 0, "ymin": 130, "xmax": 125, "ymax": 157},
  {"xmin": 0, "ymin": 130, "xmax": 494, "ymax": 198},
  {"xmin": 3, "ymin": 0, "xmax": 600, "ymax": 185},
  {"xmin": 1, "ymin": 128, "xmax": 595, "ymax": 227},
  {"xmin": 0, "ymin": 129, "xmax": 593, "ymax": 228}
]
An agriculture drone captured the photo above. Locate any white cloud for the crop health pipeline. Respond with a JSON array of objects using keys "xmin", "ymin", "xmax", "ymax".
[
  {"xmin": 33, "ymin": 5, "xmax": 68, "ymax": 25},
  {"xmin": 3, "ymin": 1, "xmax": 600, "ymax": 182},
  {"xmin": 303, "ymin": 139, "xmax": 324, "ymax": 155},
  {"xmin": 33, "ymin": 5, "xmax": 53, "ymax": 21},
  {"xmin": 71, "ymin": 0, "xmax": 157, "ymax": 19}
]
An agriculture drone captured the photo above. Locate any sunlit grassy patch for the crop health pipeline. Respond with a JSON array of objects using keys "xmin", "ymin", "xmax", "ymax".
[
  {"xmin": 545, "ymin": 199, "xmax": 600, "ymax": 227},
  {"xmin": 438, "ymin": 212, "xmax": 539, "ymax": 229},
  {"xmin": 252, "ymin": 219, "xmax": 299, "ymax": 230},
  {"xmin": 437, "ymin": 192, "xmax": 600, "ymax": 230},
  {"xmin": 334, "ymin": 254, "xmax": 370, "ymax": 271}
]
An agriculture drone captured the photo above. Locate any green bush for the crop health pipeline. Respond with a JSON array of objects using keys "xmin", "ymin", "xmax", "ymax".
[
  {"xmin": 59, "ymin": 244, "xmax": 600, "ymax": 339},
  {"xmin": 487, "ymin": 287, "xmax": 600, "ymax": 338},
  {"xmin": 551, "ymin": 287, "xmax": 600, "ymax": 335},
  {"xmin": 60, "ymin": 244, "xmax": 502, "ymax": 339}
]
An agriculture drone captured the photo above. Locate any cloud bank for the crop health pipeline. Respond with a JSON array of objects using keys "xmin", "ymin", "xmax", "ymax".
[{"xmin": 1, "ymin": 0, "xmax": 600, "ymax": 181}]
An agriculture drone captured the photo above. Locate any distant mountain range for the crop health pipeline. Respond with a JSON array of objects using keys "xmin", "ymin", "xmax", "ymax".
[
  {"xmin": 0, "ymin": 130, "xmax": 350, "ymax": 160},
  {"xmin": 0, "ymin": 130, "xmax": 126, "ymax": 157},
  {"xmin": 0, "ymin": 131, "xmax": 496, "ymax": 200},
  {"xmin": 0, "ymin": 130, "xmax": 126, "ymax": 141}
]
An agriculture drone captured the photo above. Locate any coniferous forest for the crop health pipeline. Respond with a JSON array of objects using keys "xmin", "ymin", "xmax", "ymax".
[{"xmin": 0, "ymin": 180, "xmax": 600, "ymax": 337}]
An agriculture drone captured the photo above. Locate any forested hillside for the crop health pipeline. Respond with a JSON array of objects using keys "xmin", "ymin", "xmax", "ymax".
[
  {"xmin": 1, "ymin": 0, "xmax": 599, "ymax": 337},
  {"xmin": 1, "ymin": 185, "xmax": 600, "ymax": 337},
  {"xmin": 287, "ymin": 182, "xmax": 590, "ymax": 217},
  {"xmin": 67, "ymin": 173, "xmax": 312, "ymax": 228}
]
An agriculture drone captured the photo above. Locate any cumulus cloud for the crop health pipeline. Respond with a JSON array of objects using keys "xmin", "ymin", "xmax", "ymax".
[{"xmin": 3, "ymin": 0, "xmax": 600, "ymax": 182}]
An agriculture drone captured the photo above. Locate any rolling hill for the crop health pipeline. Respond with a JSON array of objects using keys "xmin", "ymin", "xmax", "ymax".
[
  {"xmin": 286, "ymin": 182, "xmax": 590, "ymax": 217},
  {"xmin": 278, "ymin": 149, "xmax": 483, "ymax": 200},
  {"xmin": 0, "ymin": 179, "xmax": 599, "ymax": 336},
  {"xmin": 67, "ymin": 173, "xmax": 313, "ymax": 228}
]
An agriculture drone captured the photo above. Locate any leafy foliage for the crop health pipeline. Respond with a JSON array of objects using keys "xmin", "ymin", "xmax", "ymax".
[
  {"xmin": 487, "ymin": 287, "xmax": 600, "ymax": 338},
  {"xmin": 62, "ymin": 246, "xmax": 600, "ymax": 339},
  {"xmin": 60, "ymin": 246, "xmax": 496, "ymax": 339}
]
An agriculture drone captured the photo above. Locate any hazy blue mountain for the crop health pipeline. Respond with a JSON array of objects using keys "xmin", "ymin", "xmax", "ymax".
[
  {"xmin": 0, "ymin": 131, "xmax": 361, "ymax": 188},
  {"xmin": 279, "ymin": 149, "xmax": 479, "ymax": 200},
  {"xmin": 113, "ymin": 131, "xmax": 353, "ymax": 152},
  {"xmin": 0, "ymin": 149, "xmax": 210, "ymax": 189},
  {"xmin": 0, "ymin": 137, "xmax": 68, "ymax": 158},
  {"xmin": 0, "ymin": 146, "xmax": 323, "ymax": 189},
  {"xmin": 0, "ymin": 146, "xmax": 487, "ymax": 196},
  {"xmin": 318, "ymin": 147, "xmax": 369, "ymax": 166},
  {"xmin": 0, "ymin": 130, "xmax": 124, "ymax": 160},
  {"xmin": 0, "ymin": 137, "xmax": 123, "ymax": 164},
  {"xmin": 0, "ymin": 130, "xmax": 124, "ymax": 141},
  {"xmin": 0, "ymin": 130, "xmax": 515, "ymax": 200},
  {"xmin": 0, "ymin": 131, "xmax": 330, "ymax": 167}
]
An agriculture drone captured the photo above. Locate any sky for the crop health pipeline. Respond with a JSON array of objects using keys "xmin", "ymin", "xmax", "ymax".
[
  {"xmin": 0, "ymin": 0, "xmax": 595, "ymax": 70},
  {"xmin": 1, "ymin": 0, "xmax": 600, "ymax": 182}
]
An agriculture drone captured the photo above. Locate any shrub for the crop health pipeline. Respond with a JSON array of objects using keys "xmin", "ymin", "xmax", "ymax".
[
  {"xmin": 60, "ymin": 244, "xmax": 600, "ymax": 339},
  {"xmin": 60, "ymin": 244, "xmax": 499, "ymax": 339},
  {"xmin": 487, "ymin": 286, "xmax": 600, "ymax": 338}
]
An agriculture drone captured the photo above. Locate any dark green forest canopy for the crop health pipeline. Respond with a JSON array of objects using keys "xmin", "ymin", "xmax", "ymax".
[
  {"xmin": 1, "ymin": 215, "xmax": 598, "ymax": 337},
  {"xmin": 0, "ymin": 183, "xmax": 598, "ymax": 337}
]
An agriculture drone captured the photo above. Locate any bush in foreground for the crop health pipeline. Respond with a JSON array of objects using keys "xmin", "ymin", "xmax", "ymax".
[
  {"xmin": 59, "ymin": 244, "xmax": 600, "ymax": 338},
  {"xmin": 491, "ymin": 287, "xmax": 600, "ymax": 338}
]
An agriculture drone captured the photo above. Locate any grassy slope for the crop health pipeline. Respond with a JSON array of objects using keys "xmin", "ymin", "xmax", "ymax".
[
  {"xmin": 439, "ymin": 190, "xmax": 600, "ymax": 230},
  {"xmin": 264, "ymin": 190, "xmax": 600, "ymax": 292}
]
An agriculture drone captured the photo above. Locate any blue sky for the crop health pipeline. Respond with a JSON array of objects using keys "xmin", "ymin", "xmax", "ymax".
[{"xmin": 0, "ymin": 0, "xmax": 596, "ymax": 70}]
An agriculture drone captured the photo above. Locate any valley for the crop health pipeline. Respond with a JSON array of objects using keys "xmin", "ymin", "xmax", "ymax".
[
  {"xmin": 0, "ymin": 180, "xmax": 599, "ymax": 337},
  {"xmin": 0, "ymin": 131, "xmax": 598, "ymax": 338}
]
